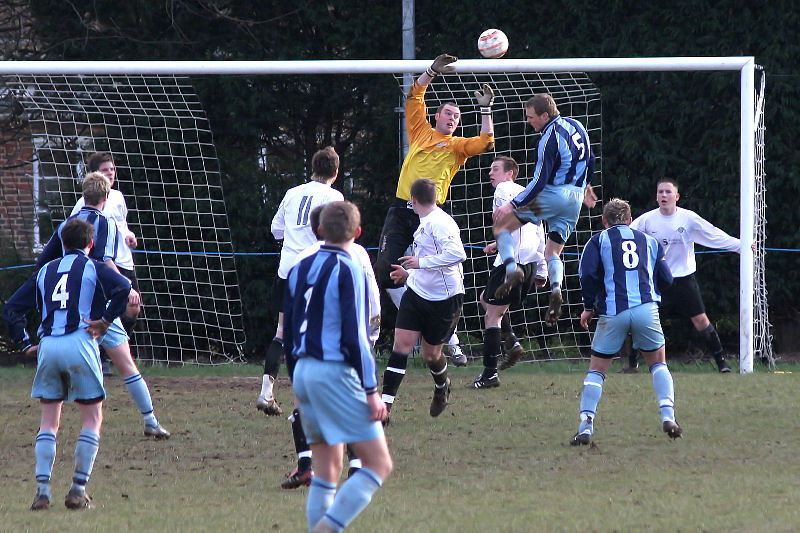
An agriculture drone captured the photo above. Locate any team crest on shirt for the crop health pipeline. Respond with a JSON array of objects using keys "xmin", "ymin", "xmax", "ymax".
[{"xmin": 677, "ymin": 227, "xmax": 685, "ymax": 233}]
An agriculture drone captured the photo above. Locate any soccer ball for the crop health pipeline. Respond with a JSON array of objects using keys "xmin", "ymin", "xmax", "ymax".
[{"xmin": 477, "ymin": 29, "xmax": 509, "ymax": 58}]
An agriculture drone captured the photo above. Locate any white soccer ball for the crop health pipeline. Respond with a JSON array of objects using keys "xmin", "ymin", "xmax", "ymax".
[{"xmin": 477, "ymin": 29, "xmax": 509, "ymax": 58}]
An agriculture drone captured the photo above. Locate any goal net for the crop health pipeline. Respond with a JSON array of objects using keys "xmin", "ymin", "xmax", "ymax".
[
  {"xmin": 395, "ymin": 71, "xmax": 603, "ymax": 361},
  {"xmin": 2, "ymin": 74, "xmax": 246, "ymax": 364},
  {"xmin": 0, "ymin": 58, "xmax": 768, "ymax": 370},
  {"xmin": 752, "ymin": 69, "xmax": 774, "ymax": 368}
]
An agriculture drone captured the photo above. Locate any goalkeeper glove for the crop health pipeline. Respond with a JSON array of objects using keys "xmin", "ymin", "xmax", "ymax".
[
  {"xmin": 474, "ymin": 83, "xmax": 495, "ymax": 115},
  {"xmin": 426, "ymin": 54, "xmax": 457, "ymax": 77}
]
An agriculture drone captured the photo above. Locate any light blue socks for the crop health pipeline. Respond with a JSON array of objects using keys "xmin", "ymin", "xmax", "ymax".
[
  {"xmin": 34, "ymin": 430, "xmax": 57, "ymax": 498},
  {"xmin": 317, "ymin": 467, "xmax": 383, "ymax": 532},
  {"xmin": 650, "ymin": 362, "xmax": 676, "ymax": 422},
  {"xmin": 124, "ymin": 373, "xmax": 158, "ymax": 427},
  {"xmin": 578, "ymin": 370, "xmax": 605, "ymax": 434},
  {"xmin": 72, "ymin": 429, "xmax": 100, "ymax": 491},
  {"xmin": 307, "ymin": 476, "xmax": 337, "ymax": 529},
  {"xmin": 496, "ymin": 230, "xmax": 516, "ymax": 275},
  {"xmin": 547, "ymin": 255, "xmax": 563, "ymax": 290}
]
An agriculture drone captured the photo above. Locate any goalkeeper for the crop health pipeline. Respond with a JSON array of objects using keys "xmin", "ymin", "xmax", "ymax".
[{"xmin": 374, "ymin": 53, "xmax": 495, "ymax": 298}]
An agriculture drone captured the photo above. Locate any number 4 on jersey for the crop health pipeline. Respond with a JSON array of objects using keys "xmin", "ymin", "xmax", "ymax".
[{"xmin": 51, "ymin": 273, "xmax": 70, "ymax": 309}]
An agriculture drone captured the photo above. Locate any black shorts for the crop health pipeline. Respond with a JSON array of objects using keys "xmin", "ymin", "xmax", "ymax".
[
  {"xmin": 117, "ymin": 266, "xmax": 139, "ymax": 293},
  {"xmin": 270, "ymin": 276, "xmax": 287, "ymax": 315},
  {"xmin": 659, "ymin": 273, "xmax": 706, "ymax": 319},
  {"xmin": 395, "ymin": 289, "xmax": 463, "ymax": 346},
  {"xmin": 483, "ymin": 262, "xmax": 539, "ymax": 307},
  {"xmin": 373, "ymin": 199, "xmax": 420, "ymax": 289}
]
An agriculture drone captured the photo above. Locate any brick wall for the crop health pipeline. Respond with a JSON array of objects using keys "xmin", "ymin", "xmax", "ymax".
[{"xmin": 0, "ymin": 131, "xmax": 35, "ymax": 260}]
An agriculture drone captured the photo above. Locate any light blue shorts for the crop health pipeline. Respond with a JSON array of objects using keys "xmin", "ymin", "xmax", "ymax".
[
  {"xmin": 98, "ymin": 317, "xmax": 129, "ymax": 348},
  {"xmin": 515, "ymin": 184, "xmax": 583, "ymax": 243},
  {"xmin": 32, "ymin": 329, "xmax": 105, "ymax": 402},
  {"xmin": 591, "ymin": 302, "xmax": 665, "ymax": 355},
  {"xmin": 292, "ymin": 357, "xmax": 384, "ymax": 446}
]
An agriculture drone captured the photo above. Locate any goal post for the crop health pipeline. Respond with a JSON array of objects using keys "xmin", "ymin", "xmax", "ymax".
[{"xmin": 0, "ymin": 57, "xmax": 765, "ymax": 371}]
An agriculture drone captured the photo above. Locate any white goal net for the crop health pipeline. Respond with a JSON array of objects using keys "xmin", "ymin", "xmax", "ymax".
[
  {"xmin": 0, "ymin": 58, "xmax": 769, "ymax": 370},
  {"xmin": 2, "ymin": 74, "xmax": 246, "ymax": 364},
  {"xmin": 752, "ymin": 68, "xmax": 774, "ymax": 368}
]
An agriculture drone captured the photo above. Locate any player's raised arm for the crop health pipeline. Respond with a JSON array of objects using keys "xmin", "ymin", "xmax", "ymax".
[
  {"xmin": 474, "ymin": 83, "xmax": 495, "ymax": 136},
  {"xmin": 418, "ymin": 54, "xmax": 457, "ymax": 87}
]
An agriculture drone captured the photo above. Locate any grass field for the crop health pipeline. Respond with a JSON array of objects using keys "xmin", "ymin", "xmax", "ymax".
[{"xmin": 1, "ymin": 360, "xmax": 799, "ymax": 532}]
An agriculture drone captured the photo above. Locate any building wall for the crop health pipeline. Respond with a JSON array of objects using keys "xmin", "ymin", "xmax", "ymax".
[{"xmin": 0, "ymin": 132, "xmax": 35, "ymax": 260}]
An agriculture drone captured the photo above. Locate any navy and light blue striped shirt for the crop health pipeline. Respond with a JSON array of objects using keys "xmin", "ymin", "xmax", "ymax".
[
  {"xmin": 36, "ymin": 207, "xmax": 118, "ymax": 269},
  {"xmin": 36, "ymin": 250, "xmax": 131, "ymax": 338},
  {"xmin": 283, "ymin": 245, "xmax": 379, "ymax": 393},
  {"xmin": 578, "ymin": 224, "xmax": 673, "ymax": 316},
  {"xmin": 512, "ymin": 115, "xmax": 595, "ymax": 208}
]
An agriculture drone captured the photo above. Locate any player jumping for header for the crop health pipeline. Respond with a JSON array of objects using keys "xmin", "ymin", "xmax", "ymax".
[{"xmin": 492, "ymin": 94, "xmax": 596, "ymax": 327}]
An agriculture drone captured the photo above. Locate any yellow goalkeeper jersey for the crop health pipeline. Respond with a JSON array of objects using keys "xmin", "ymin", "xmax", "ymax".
[{"xmin": 395, "ymin": 82, "xmax": 494, "ymax": 205}]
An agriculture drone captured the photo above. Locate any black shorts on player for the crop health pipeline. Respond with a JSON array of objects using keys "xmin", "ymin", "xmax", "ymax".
[
  {"xmin": 483, "ymin": 262, "xmax": 538, "ymax": 307},
  {"xmin": 373, "ymin": 200, "xmax": 420, "ymax": 289},
  {"xmin": 269, "ymin": 276, "xmax": 287, "ymax": 316},
  {"xmin": 395, "ymin": 289, "xmax": 463, "ymax": 346},
  {"xmin": 658, "ymin": 273, "xmax": 705, "ymax": 319}
]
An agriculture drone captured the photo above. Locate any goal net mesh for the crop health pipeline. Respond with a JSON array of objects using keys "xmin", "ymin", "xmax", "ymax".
[
  {"xmin": 1, "ymin": 66, "xmax": 769, "ymax": 367},
  {"xmin": 395, "ymin": 71, "xmax": 603, "ymax": 361},
  {"xmin": 753, "ymin": 69, "xmax": 774, "ymax": 368},
  {"xmin": 3, "ymin": 74, "xmax": 246, "ymax": 364}
]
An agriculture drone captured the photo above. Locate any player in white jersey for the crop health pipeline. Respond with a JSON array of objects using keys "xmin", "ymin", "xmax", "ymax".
[
  {"xmin": 381, "ymin": 178, "xmax": 466, "ymax": 419},
  {"xmin": 71, "ymin": 153, "xmax": 140, "ymax": 334},
  {"xmin": 72, "ymin": 153, "xmax": 141, "ymax": 377},
  {"xmin": 257, "ymin": 147, "xmax": 344, "ymax": 416},
  {"xmin": 470, "ymin": 157, "xmax": 548, "ymax": 388},
  {"xmin": 630, "ymin": 178, "xmax": 752, "ymax": 373},
  {"xmin": 280, "ymin": 205, "xmax": 380, "ymax": 489}
]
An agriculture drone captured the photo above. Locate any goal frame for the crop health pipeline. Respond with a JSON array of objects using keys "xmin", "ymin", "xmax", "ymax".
[{"xmin": 0, "ymin": 57, "xmax": 758, "ymax": 372}]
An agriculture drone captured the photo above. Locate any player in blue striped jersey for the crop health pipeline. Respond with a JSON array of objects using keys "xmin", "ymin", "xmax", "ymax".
[
  {"xmin": 29, "ymin": 218, "xmax": 131, "ymax": 511},
  {"xmin": 4, "ymin": 172, "xmax": 125, "ymax": 352},
  {"xmin": 570, "ymin": 199, "xmax": 682, "ymax": 445},
  {"xmin": 492, "ymin": 93, "xmax": 597, "ymax": 327},
  {"xmin": 6, "ymin": 172, "xmax": 125, "ymax": 347},
  {"xmin": 284, "ymin": 201, "xmax": 392, "ymax": 532},
  {"xmin": 38, "ymin": 175, "xmax": 120, "ymax": 272},
  {"xmin": 3, "ymin": 172, "xmax": 169, "ymax": 439}
]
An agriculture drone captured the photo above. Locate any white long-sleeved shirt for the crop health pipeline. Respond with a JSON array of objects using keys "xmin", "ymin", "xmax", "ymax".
[
  {"xmin": 492, "ymin": 181, "xmax": 547, "ymax": 279},
  {"xmin": 406, "ymin": 207, "xmax": 466, "ymax": 301},
  {"xmin": 271, "ymin": 181, "xmax": 343, "ymax": 278},
  {"xmin": 72, "ymin": 189, "xmax": 135, "ymax": 270},
  {"xmin": 630, "ymin": 206, "xmax": 741, "ymax": 278},
  {"xmin": 294, "ymin": 241, "xmax": 381, "ymax": 345}
]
